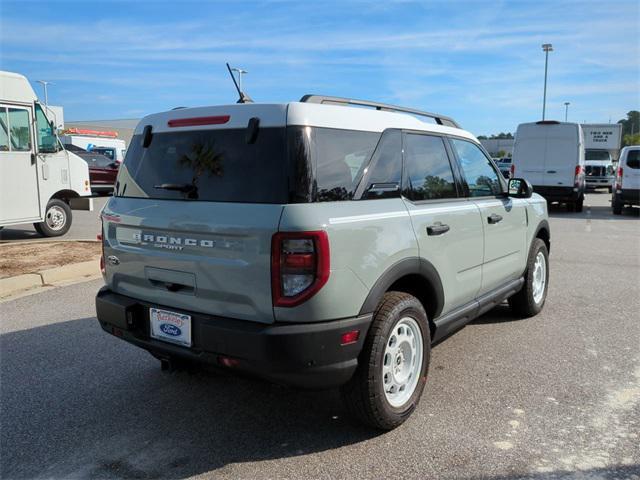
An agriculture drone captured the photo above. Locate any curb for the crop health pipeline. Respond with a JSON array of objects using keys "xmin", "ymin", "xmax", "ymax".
[{"xmin": 0, "ymin": 257, "xmax": 101, "ymax": 298}]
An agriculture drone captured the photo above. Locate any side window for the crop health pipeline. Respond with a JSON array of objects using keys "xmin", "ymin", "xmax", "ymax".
[
  {"xmin": 403, "ymin": 133, "xmax": 457, "ymax": 201},
  {"xmin": 313, "ymin": 128, "xmax": 380, "ymax": 202},
  {"xmin": 361, "ymin": 130, "xmax": 402, "ymax": 199},
  {"xmin": 451, "ymin": 138, "xmax": 502, "ymax": 197},
  {"xmin": 626, "ymin": 150, "xmax": 640, "ymax": 169},
  {"xmin": 34, "ymin": 103, "xmax": 56, "ymax": 153},
  {"xmin": 7, "ymin": 108, "xmax": 31, "ymax": 151},
  {"xmin": 0, "ymin": 108, "xmax": 8, "ymax": 151}
]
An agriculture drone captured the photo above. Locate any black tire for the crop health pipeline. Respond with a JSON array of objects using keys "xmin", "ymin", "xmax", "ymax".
[
  {"xmin": 566, "ymin": 201, "xmax": 575, "ymax": 212},
  {"xmin": 509, "ymin": 238, "xmax": 549, "ymax": 318},
  {"xmin": 608, "ymin": 186, "xmax": 613, "ymax": 194},
  {"xmin": 574, "ymin": 195, "xmax": 584, "ymax": 213},
  {"xmin": 33, "ymin": 199, "xmax": 72, "ymax": 237},
  {"xmin": 341, "ymin": 292, "xmax": 430, "ymax": 430},
  {"xmin": 612, "ymin": 197, "xmax": 623, "ymax": 215}
]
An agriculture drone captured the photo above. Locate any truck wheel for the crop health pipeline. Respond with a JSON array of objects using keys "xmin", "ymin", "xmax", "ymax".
[
  {"xmin": 574, "ymin": 195, "xmax": 584, "ymax": 213},
  {"xmin": 341, "ymin": 292, "xmax": 430, "ymax": 430},
  {"xmin": 612, "ymin": 198, "xmax": 623, "ymax": 215},
  {"xmin": 509, "ymin": 238, "xmax": 549, "ymax": 318},
  {"xmin": 34, "ymin": 199, "xmax": 72, "ymax": 237}
]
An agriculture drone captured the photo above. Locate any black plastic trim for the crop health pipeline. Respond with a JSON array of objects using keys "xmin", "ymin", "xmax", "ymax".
[
  {"xmin": 96, "ymin": 287, "xmax": 372, "ymax": 389},
  {"xmin": 358, "ymin": 257, "xmax": 445, "ymax": 318},
  {"xmin": 432, "ymin": 277, "xmax": 524, "ymax": 342}
]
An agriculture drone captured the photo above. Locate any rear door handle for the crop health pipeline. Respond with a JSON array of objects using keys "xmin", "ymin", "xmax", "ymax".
[
  {"xmin": 488, "ymin": 214, "xmax": 503, "ymax": 224},
  {"xmin": 426, "ymin": 223, "xmax": 450, "ymax": 236}
]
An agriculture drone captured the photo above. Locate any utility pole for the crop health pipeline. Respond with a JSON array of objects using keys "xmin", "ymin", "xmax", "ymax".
[
  {"xmin": 541, "ymin": 44, "xmax": 553, "ymax": 120},
  {"xmin": 564, "ymin": 102, "xmax": 570, "ymax": 122},
  {"xmin": 36, "ymin": 80, "xmax": 53, "ymax": 107},
  {"xmin": 230, "ymin": 67, "xmax": 247, "ymax": 94}
]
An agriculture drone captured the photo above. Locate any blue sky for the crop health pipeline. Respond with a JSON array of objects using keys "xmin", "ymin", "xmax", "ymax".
[{"xmin": 1, "ymin": 0, "xmax": 638, "ymax": 135}]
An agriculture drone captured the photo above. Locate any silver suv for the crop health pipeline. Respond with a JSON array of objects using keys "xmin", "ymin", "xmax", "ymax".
[{"xmin": 96, "ymin": 95, "xmax": 550, "ymax": 430}]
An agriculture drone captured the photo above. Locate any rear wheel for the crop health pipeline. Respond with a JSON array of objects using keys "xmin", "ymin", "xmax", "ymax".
[
  {"xmin": 612, "ymin": 197, "xmax": 623, "ymax": 215},
  {"xmin": 33, "ymin": 199, "xmax": 72, "ymax": 237},
  {"xmin": 574, "ymin": 195, "xmax": 584, "ymax": 213},
  {"xmin": 509, "ymin": 238, "xmax": 549, "ymax": 318},
  {"xmin": 341, "ymin": 292, "xmax": 430, "ymax": 430}
]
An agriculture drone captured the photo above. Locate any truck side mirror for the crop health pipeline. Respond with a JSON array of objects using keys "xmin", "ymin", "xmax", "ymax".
[{"xmin": 508, "ymin": 178, "xmax": 533, "ymax": 198}]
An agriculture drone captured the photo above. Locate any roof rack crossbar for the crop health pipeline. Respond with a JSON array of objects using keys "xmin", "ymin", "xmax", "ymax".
[{"xmin": 299, "ymin": 94, "xmax": 460, "ymax": 129}]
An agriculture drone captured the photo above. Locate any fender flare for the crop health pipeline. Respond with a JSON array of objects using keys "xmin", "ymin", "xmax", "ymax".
[
  {"xmin": 533, "ymin": 219, "xmax": 551, "ymax": 252},
  {"xmin": 358, "ymin": 257, "xmax": 445, "ymax": 319}
]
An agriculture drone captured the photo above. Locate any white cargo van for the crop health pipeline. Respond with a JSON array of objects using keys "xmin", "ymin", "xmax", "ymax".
[
  {"xmin": 0, "ymin": 71, "xmax": 93, "ymax": 236},
  {"xmin": 512, "ymin": 121, "xmax": 585, "ymax": 212},
  {"xmin": 612, "ymin": 146, "xmax": 640, "ymax": 214},
  {"xmin": 59, "ymin": 129, "xmax": 126, "ymax": 163}
]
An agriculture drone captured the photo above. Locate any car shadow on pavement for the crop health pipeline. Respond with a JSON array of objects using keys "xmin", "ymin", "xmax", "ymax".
[
  {"xmin": 470, "ymin": 304, "xmax": 524, "ymax": 325},
  {"xmin": 0, "ymin": 227, "xmax": 41, "ymax": 241},
  {"xmin": 547, "ymin": 203, "xmax": 639, "ymax": 219},
  {"xmin": 0, "ymin": 317, "xmax": 378, "ymax": 479}
]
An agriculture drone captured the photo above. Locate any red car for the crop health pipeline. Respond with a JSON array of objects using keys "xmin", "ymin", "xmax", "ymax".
[{"xmin": 66, "ymin": 145, "xmax": 119, "ymax": 194}]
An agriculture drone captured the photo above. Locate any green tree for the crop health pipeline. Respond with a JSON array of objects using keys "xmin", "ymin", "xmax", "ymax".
[{"xmin": 618, "ymin": 111, "xmax": 640, "ymax": 146}]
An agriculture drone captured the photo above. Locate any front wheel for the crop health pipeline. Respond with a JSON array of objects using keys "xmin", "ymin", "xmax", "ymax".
[
  {"xmin": 33, "ymin": 199, "xmax": 72, "ymax": 237},
  {"xmin": 509, "ymin": 238, "xmax": 549, "ymax": 318},
  {"xmin": 341, "ymin": 292, "xmax": 430, "ymax": 430}
]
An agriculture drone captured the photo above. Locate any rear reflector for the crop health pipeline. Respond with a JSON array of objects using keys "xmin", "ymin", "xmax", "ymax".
[
  {"xmin": 168, "ymin": 115, "xmax": 230, "ymax": 128},
  {"xmin": 218, "ymin": 356, "xmax": 240, "ymax": 368},
  {"xmin": 340, "ymin": 330, "xmax": 360, "ymax": 346}
]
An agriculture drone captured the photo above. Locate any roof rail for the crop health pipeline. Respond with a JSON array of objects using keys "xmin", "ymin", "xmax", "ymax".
[{"xmin": 299, "ymin": 94, "xmax": 460, "ymax": 129}]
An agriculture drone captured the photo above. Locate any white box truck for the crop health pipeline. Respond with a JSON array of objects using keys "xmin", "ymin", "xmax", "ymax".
[
  {"xmin": 0, "ymin": 71, "xmax": 93, "ymax": 237},
  {"xmin": 512, "ymin": 121, "xmax": 586, "ymax": 212},
  {"xmin": 582, "ymin": 124, "xmax": 622, "ymax": 192}
]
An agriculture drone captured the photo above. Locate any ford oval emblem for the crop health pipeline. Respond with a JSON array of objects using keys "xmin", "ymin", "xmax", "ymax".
[{"xmin": 160, "ymin": 323, "xmax": 182, "ymax": 336}]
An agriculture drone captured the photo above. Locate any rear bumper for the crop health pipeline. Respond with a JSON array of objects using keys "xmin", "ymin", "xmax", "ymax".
[
  {"xmin": 95, "ymin": 287, "xmax": 372, "ymax": 389},
  {"xmin": 586, "ymin": 177, "xmax": 613, "ymax": 187},
  {"xmin": 532, "ymin": 185, "xmax": 583, "ymax": 202},
  {"xmin": 614, "ymin": 189, "xmax": 640, "ymax": 206}
]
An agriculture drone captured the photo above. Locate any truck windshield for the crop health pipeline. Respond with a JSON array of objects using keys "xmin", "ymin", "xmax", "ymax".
[
  {"xmin": 92, "ymin": 147, "xmax": 116, "ymax": 160},
  {"xmin": 585, "ymin": 150, "xmax": 610, "ymax": 161}
]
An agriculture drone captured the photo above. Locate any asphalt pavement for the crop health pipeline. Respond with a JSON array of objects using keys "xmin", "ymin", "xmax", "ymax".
[
  {"xmin": 0, "ymin": 196, "xmax": 108, "ymax": 242},
  {"xmin": 1, "ymin": 192, "xmax": 639, "ymax": 480}
]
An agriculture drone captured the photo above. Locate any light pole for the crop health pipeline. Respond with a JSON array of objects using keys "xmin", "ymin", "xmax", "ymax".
[
  {"xmin": 564, "ymin": 102, "xmax": 570, "ymax": 122},
  {"xmin": 231, "ymin": 67, "xmax": 247, "ymax": 94},
  {"xmin": 36, "ymin": 80, "xmax": 53, "ymax": 107},
  {"xmin": 541, "ymin": 43, "xmax": 553, "ymax": 120}
]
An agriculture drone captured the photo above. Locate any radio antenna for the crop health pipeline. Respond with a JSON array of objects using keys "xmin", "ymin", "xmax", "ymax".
[{"xmin": 226, "ymin": 63, "xmax": 253, "ymax": 103}]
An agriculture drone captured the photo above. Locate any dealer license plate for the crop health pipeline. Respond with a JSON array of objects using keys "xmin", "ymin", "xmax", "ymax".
[{"xmin": 150, "ymin": 308, "xmax": 192, "ymax": 347}]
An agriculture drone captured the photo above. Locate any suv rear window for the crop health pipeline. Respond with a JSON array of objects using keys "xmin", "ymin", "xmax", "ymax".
[{"xmin": 116, "ymin": 128, "xmax": 289, "ymax": 203}]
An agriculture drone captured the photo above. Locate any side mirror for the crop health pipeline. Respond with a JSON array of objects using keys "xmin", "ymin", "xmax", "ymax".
[{"xmin": 508, "ymin": 178, "xmax": 533, "ymax": 198}]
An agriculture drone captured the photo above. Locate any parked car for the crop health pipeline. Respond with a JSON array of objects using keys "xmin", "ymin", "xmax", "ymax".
[
  {"xmin": 512, "ymin": 121, "xmax": 585, "ymax": 212},
  {"xmin": 612, "ymin": 145, "xmax": 640, "ymax": 214},
  {"xmin": 59, "ymin": 128, "xmax": 127, "ymax": 162},
  {"xmin": 95, "ymin": 95, "xmax": 550, "ymax": 430},
  {"xmin": 585, "ymin": 149, "xmax": 615, "ymax": 192},
  {"xmin": 62, "ymin": 144, "xmax": 119, "ymax": 193},
  {"xmin": 495, "ymin": 157, "xmax": 513, "ymax": 179}
]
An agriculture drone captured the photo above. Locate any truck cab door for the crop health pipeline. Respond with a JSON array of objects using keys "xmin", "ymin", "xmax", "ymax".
[{"xmin": 0, "ymin": 105, "xmax": 41, "ymax": 224}]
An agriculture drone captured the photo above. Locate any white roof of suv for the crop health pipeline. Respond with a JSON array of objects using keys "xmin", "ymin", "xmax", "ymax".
[{"xmin": 134, "ymin": 95, "xmax": 477, "ymax": 142}]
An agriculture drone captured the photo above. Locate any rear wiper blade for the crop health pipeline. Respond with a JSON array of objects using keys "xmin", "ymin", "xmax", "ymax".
[{"xmin": 153, "ymin": 183, "xmax": 194, "ymax": 192}]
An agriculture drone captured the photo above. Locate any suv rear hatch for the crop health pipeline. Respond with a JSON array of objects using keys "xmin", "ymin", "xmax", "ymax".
[{"xmin": 102, "ymin": 106, "xmax": 289, "ymax": 324}]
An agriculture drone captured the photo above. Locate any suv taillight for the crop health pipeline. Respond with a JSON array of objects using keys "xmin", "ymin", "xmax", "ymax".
[
  {"xmin": 271, "ymin": 231, "xmax": 330, "ymax": 307},
  {"xmin": 98, "ymin": 232, "xmax": 105, "ymax": 276}
]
